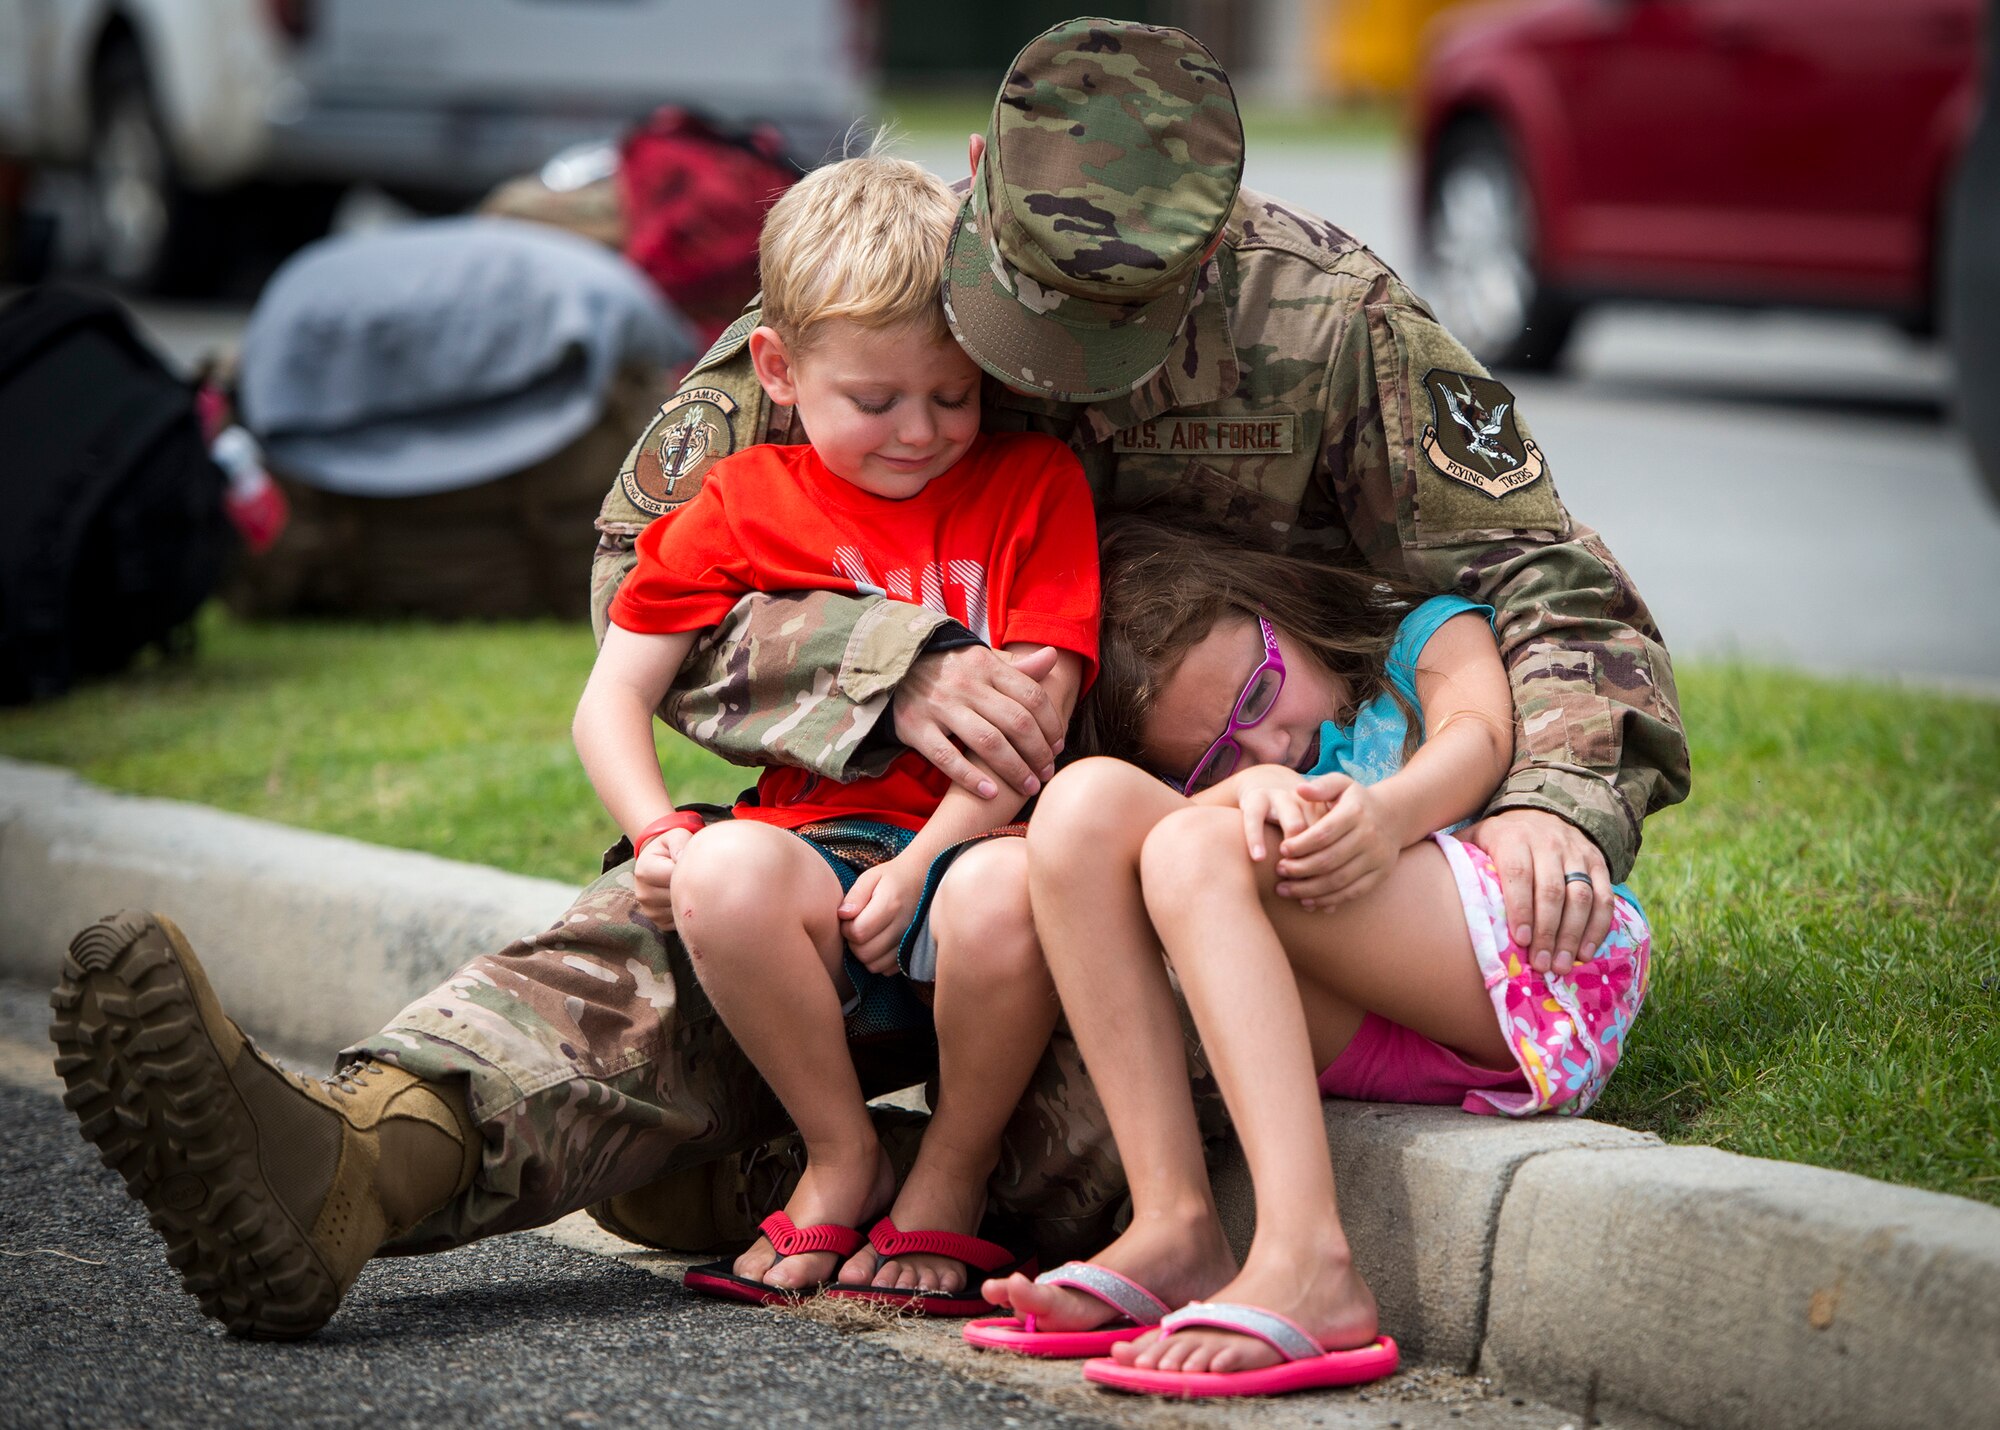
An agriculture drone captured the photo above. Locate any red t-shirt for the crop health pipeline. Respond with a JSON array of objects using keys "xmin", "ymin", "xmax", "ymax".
[{"xmin": 609, "ymin": 431, "xmax": 1099, "ymax": 832}]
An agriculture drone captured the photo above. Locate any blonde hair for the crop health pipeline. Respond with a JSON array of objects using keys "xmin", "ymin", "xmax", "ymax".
[{"xmin": 758, "ymin": 154, "xmax": 959, "ymax": 349}]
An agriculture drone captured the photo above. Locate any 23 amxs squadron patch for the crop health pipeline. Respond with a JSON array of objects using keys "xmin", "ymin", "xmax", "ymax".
[{"xmin": 619, "ymin": 386, "xmax": 740, "ymax": 516}]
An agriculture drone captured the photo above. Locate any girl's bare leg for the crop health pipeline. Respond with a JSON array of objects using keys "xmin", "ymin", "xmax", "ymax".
[
  {"xmin": 673, "ymin": 821, "xmax": 893, "ymax": 1289},
  {"xmin": 841, "ymin": 839, "xmax": 1060, "ymax": 1292},
  {"xmin": 1114, "ymin": 808, "xmax": 1501, "ymax": 1374},
  {"xmin": 981, "ymin": 759, "xmax": 1239, "ymax": 1329}
]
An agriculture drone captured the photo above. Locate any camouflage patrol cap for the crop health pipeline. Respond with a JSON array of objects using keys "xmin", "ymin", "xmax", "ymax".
[{"xmin": 943, "ymin": 17, "xmax": 1244, "ymax": 403}]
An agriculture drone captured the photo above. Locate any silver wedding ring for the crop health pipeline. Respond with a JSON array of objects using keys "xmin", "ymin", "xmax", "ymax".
[{"xmin": 1563, "ymin": 871, "xmax": 1593, "ymax": 886}]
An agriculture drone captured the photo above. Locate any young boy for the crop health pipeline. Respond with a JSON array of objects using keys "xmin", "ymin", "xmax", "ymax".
[{"xmin": 571, "ymin": 155, "xmax": 1098, "ymax": 1311}]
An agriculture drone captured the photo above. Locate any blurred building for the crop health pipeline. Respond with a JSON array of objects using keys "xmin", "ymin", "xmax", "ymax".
[
  {"xmin": 1322, "ymin": 0, "xmax": 1498, "ymax": 98},
  {"xmin": 876, "ymin": 0, "xmax": 1501, "ymax": 101}
]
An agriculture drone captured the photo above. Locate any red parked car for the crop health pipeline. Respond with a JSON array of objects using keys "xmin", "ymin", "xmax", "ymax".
[{"xmin": 1414, "ymin": 0, "xmax": 1984, "ymax": 371}]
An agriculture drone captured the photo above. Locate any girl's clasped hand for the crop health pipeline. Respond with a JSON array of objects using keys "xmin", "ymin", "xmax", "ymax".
[{"xmin": 1234, "ymin": 768, "xmax": 1400, "ymax": 910}]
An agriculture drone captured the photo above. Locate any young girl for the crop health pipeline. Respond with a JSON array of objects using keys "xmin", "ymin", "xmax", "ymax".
[{"xmin": 971, "ymin": 514, "xmax": 1650, "ymax": 1398}]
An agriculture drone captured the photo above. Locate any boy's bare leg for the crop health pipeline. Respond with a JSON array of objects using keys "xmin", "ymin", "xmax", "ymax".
[
  {"xmin": 1111, "ymin": 810, "xmax": 1500, "ymax": 1374},
  {"xmin": 839, "ymin": 839, "xmax": 1057, "ymax": 1293},
  {"xmin": 672, "ymin": 822, "xmax": 894, "ymax": 1289},
  {"xmin": 982, "ymin": 759, "xmax": 1238, "ymax": 1328}
]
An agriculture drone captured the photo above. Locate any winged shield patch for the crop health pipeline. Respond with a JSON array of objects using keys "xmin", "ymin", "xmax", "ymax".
[{"xmin": 1420, "ymin": 370, "xmax": 1546, "ymax": 499}]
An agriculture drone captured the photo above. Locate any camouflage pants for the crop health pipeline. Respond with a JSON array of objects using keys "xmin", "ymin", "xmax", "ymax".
[{"xmin": 349, "ymin": 859, "xmax": 1226, "ymax": 1261}]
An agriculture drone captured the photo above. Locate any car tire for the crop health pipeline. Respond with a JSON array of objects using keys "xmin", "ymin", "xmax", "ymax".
[
  {"xmin": 246, "ymin": 180, "xmax": 344, "ymax": 260},
  {"xmin": 87, "ymin": 43, "xmax": 227, "ymax": 294},
  {"xmin": 1424, "ymin": 120, "xmax": 1576, "ymax": 372}
]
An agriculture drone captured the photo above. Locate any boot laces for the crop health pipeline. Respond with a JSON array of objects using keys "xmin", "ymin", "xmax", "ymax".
[{"xmin": 324, "ymin": 1058, "xmax": 384, "ymax": 1100}]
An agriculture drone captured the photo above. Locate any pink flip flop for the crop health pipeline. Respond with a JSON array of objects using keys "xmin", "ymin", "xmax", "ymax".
[
  {"xmin": 963, "ymin": 1261, "xmax": 1174, "ymax": 1358},
  {"xmin": 820, "ymin": 1217, "xmax": 1036, "ymax": 1317},
  {"xmin": 1082, "ymin": 1301, "xmax": 1399, "ymax": 1398},
  {"xmin": 682, "ymin": 1211, "xmax": 868, "ymax": 1305}
]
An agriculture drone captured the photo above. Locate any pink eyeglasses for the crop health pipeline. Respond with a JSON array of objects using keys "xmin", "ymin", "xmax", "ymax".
[{"xmin": 1181, "ymin": 615, "xmax": 1287, "ymax": 794}]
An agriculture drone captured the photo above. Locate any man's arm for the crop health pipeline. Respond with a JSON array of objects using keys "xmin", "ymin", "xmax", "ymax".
[
  {"xmin": 1320, "ymin": 278, "xmax": 1688, "ymax": 968},
  {"xmin": 1324, "ymin": 281, "xmax": 1689, "ymax": 874},
  {"xmin": 589, "ymin": 314, "xmax": 1060, "ymax": 793}
]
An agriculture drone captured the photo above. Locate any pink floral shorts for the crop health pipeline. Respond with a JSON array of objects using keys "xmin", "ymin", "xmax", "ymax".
[{"xmin": 1317, "ymin": 832, "xmax": 1651, "ymax": 1118}]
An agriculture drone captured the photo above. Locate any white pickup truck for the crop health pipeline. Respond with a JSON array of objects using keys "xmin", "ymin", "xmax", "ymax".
[{"xmin": 0, "ymin": 0, "xmax": 870, "ymax": 291}]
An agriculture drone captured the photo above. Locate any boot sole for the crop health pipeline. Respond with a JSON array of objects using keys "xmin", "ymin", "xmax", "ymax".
[{"xmin": 49, "ymin": 912, "xmax": 342, "ymax": 1339}]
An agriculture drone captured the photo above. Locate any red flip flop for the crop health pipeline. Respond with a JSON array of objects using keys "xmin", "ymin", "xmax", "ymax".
[
  {"xmin": 682, "ymin": 1211, "xmax": 868, "ymax": 1305},
  {"xmin": 964, "ymin": 1260, "xmax": 1173, "ymax": 1358},
  {"xmin": 1082, "ymin": 1301, "xmax": 1399, "ymax": 1398},
  {"xmin": 821, "ymin": 1217, "xmax": 1037, "ymax": 1317}
]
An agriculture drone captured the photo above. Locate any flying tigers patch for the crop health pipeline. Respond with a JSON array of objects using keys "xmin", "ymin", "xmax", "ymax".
[
  {"xmin": 619, "ymin": 386, "xmax": 739, "ymax": 516},
  {"xmin": 1420, "ymin": 369, "xmax": 1545, "ymax": 499}
]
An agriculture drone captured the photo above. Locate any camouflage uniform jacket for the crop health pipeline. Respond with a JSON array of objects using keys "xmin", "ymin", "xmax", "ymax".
[{"xmin": 590, "ymin": 188, "xmax": 1689, "ymax": 881}]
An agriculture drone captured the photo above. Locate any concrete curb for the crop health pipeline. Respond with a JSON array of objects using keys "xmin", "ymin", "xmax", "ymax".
[
  {"xmin": 0, "ymin": 758, "xmax": 573, "ymax": 1061},
  {"xmin": 1212, "ymin": 1102, "xmax": 1660, "ymax": 1370},
  {"xmin": 5, "ymin": 756, "xmax": 1997, "ymax": 1427},
  {"xmin": 1485, "ymin": 1146, "xmax": 2000, "ymax": 1429}
]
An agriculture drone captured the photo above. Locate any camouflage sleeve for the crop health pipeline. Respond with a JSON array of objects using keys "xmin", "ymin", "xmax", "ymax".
[
  {"xmin": 587, "ymin": 309, "xmax": 949, "ymax": 777},
  {"xmin": 658, "ymin": 590, "xmax": 951, "ymax": 779},
  {"xmin": 1323, "ymin": 278, "xmax": 1690, "ymax": 881}
]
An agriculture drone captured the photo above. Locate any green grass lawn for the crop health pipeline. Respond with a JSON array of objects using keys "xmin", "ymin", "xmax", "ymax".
[
  {"xmin": 4, "ymin": 609, "xmax": 1995, "ymax": 1205},
  {"xmin": 0, "ymin": 609, "xmax": 743, "ymax": 885}
]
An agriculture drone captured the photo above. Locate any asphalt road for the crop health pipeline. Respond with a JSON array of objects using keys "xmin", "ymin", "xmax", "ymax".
[
  {"xmin": 1, "ymin": 1076, "xmax": 1101, "ymax": 1430},
  {"xmin": 0, "ymin": 979, "xmax": 1595, "ymax": 1430}
]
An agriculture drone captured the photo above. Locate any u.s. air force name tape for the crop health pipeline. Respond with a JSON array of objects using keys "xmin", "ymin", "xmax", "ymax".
[{"xmin": 1112, "ymin": 415, "xmax": 1295, "ymax": 456}]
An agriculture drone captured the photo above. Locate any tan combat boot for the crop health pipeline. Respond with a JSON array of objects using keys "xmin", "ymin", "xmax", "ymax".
[{"xmin": 49, "ymin": 911, "xmax": 479, "ymax": 1339}]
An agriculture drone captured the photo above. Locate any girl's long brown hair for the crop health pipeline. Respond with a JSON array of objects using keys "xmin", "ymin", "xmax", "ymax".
[{"xmin": 1073, "ymin": 511, "xmax": 1430, "ymax": 773}]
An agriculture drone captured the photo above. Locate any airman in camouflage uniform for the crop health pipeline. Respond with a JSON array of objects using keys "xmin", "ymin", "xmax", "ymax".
[{"xmin": 51, "ymin": 17, "xmax": 1686, "ymax": 1339}]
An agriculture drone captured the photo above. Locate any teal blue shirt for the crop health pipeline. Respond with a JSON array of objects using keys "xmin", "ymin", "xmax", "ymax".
[
  {"xmin": 1304, "ymin": 595, "xmax": 1641, "ymax": 913},
  {"xmin": 1306, "ymin": 595, "xmax": 1490, "ymax": 791}
]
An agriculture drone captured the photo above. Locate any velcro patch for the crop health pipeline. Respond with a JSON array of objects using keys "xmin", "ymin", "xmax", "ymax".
[
  {"xmin": 619, "ymin": 386, "xmax": 739, "ymax": 516},
  {"xmin": 1419, "ymin": 369, "xmax": 1544, "ymax": 499},
  {"xmin": 1113, "ymin": 415, "xmax": 1295, "ymax": 457}
]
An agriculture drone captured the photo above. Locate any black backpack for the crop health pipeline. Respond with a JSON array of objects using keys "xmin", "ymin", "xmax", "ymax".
[{"xmin": 0, "ymin": 286, "xmax": 234, "ymax": 704}]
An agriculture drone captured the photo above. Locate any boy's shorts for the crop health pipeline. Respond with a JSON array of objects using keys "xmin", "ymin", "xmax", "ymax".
[
  {"xmin": 1317, "ymin": 831, "xmax": 1651, "ymax": 1118},
  {"xmin": 790, "ymin": 818, "xmax": 1025, "ymax": 1041}
]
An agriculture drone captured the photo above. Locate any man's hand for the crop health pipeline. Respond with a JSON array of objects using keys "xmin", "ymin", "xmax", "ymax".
[
  {"xmin": 632, "ymin": 826, "xmax": 696, "ymax": 929},
  {"xmin": 1276, "ymin": 773, "xmax": 1400, "ymax": 910},
  {"xmin": 893, "ymin": 644, "xmax": 1063, "ymax": 800},
  {"xmin": 840, "ymin": 857, "xmax": 921, "ymax": 974},
  {"xmin": 1459, "ymin": 808, "xmax": 1614, "ymax": 975}
]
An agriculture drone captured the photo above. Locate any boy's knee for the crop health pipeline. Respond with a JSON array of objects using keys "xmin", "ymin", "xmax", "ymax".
[
  {"xmin": 933, "ymin": 841, "xmax": 1042, "ymax": 979},
  {"xmin": 1030, "ymin": 758, "xmax": 1156, "ymax": 858},
  {"xmin": 672, "ymin": 823, "xmax": 797, "ymax": 927}
]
